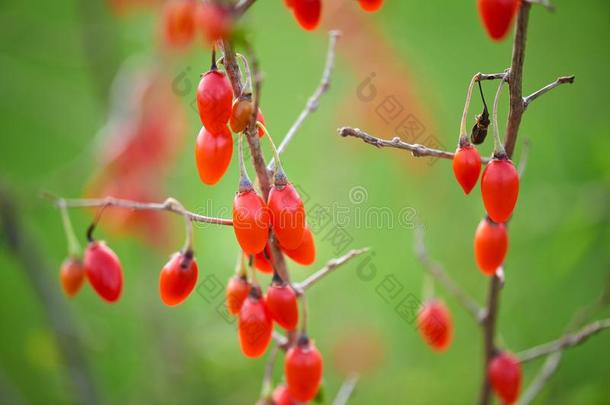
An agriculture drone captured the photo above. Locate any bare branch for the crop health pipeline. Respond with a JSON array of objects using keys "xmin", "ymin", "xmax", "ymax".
[
  {"xmin": 233, "ymin": 0, "xmax": 257, "ymax": 18},
  {"xmin": 523, "ymin": 75, "xmax": 575, "ymax": 109},
  {"xmin": 294, "ymin": 248, "xmax": 369, "ymax": 293},
  {"xmin": 42, "ymin": 194, "xmax": 233, "ymax": 226},
  {"xmin": 332, "ymin": 373, "xmax": 360, "ymax": 405},
  {"xmin": 415, "ymin": 226, "xmax": 484, "ymax": 322},
  {"xmin": 526, "ymin": 0, "xmax": 555, "ymax": 12},
  {"xmin": 268, "ymin": 31, "xmax": 341, "ymax": 170},
  {"xmin": 477, "ymin": 72, "xmax": 510, "ymax": 81},
  {"xmin": 338, "ymin": 127, "xmax": 493, "ymax": 163},
  {"xmin": 517, "ymin": 318, "xmax": 610, "ymax": 363}
]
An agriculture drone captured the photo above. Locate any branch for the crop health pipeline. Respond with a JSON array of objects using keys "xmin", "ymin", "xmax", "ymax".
[
  {"xmin": 338, "ymin": 127, "xmax": 493, "ymax": 162},
  {"xmin": 526, "ymin": 0, "xmax": 555, "ymax": 12},
  {"xmin": 268, "ymin": 30, "xmax": 341, "ymax": 170},
  {"xmin": 42, "ymin": 194, "xmax": 233, "ymax": 226},
  {"xmin": 517, "ymin": 318, "xmax": 610, "ymax": 363},
  {"xmin": 477, "ymin": 72, "xmax": 510, "ymax": 81},
  {"xmin": 233, "ymin": 0, "xmax": 257, "ymax": 18},
  {"xmin": 294, "ymin": 248, "xmax": 369, "ymax": 292},
  {"xmin": 414, "ymin": 226, "xmax": 484, "ymax": 322},
  {"xmin": 332, "ymin": 373, "xmax": 360, "ymax": 405},
  {"xmin": 259, "ymin": 344, "xmax": 280, "ymax": 403},
  {"xmin": 523, "ymin": 75, "xmax": 575, "ymax": 109}
]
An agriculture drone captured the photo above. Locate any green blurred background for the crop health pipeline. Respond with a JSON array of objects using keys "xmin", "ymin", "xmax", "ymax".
[{"xmin": 1, "ymin": 0, "xmax": 609, "ymax": 404}]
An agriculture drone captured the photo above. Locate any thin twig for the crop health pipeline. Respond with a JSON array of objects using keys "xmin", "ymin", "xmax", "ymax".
[
  {"xmin": 294, "ymin": 248, "xmax": 369, "ymax": 292},
  {"xmin": 415, "ymin": 226, "xmax": 484, "ymax": 322},
  {"xmin": 523, "ymin": 75, "xmax": 575, "ymax": 108},
  {"xmin": 332, "ymin": 373, "xmax": 360, "ymax": 405},
  {"xmin": 272, "ymin": 330, "xmax": 290, "ymax": 351},
  {"xmin": 517, "ymin": 318, "xmax": 610, "ymax": 363},
  {"xmin": 42, "ymin": 194, "xmax": 233, "ymax": 226},
  {"xmin": 526, "ymin": 0, "xmax": 555, "ymax": 12},
  {"xmin": 268, "ymin": 31, "xmax": 341, "ymax": 170},
  {"xmin": 338, "ymin": 127, "xmax": 492, "ymax": 163},
  {"xmin": 259, "ymin": 345, "xmax": 280, "ymax": 401},
  {"xmin": 233, "ymin": 0, "xmax": 258, "ymax": 18},
  {"xmin": 477, "ymin": 72, "xmax": 511, "ymax": 82},
  {"xmin": 518, "ymin": 139, "xmax": 530, "ymax": 177}
]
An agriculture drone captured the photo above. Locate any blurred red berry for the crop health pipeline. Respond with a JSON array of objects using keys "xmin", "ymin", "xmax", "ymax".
[
  {"xmin": 489, "ymin": 351, "xmax": 522, "ymax": 404},
  {"xmin": 478, "ymin": 0, "xmax": 521, "ymax": 41},
  {"xmin": 60, "ymin": 257, "xmax": 85, "ymax": 298},
  {"xmin": 285, "ymin": 335, "xmax": 323, "ymax": 402},
  {"xmin": 272, "ymin": 384, "xmax": 296, "ymax": 405},
  {"xmin": 358, "ymin": 0, "xmax": 384, "ymax": 12},
  {"xmin": 417, "ymin": 300, "xmax": 453, "ymax": 351},
  {"xmin": 292, "ymin": 0, "xmax": 321, "ymax": 31},
  {"xmin": 162, "ymin": 0, "xmax": 196, "ymax": 48},
  {"xmin": 197, "ymin": 2, "xmax": 232, "ymax": 44}
]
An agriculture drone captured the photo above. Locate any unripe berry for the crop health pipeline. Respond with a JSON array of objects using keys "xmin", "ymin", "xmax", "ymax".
[
  {"xmin": 417, "ymin": 300, "xmax": 453, "ymax": 351},
  {"xmin": 60, "ymin": 257, "xmax": 85, "ymax": 298},
  {"xmin": 285, "ymin": 335, "xmax": 323, "ymax": 402},
  {"xmin": 481, "ymin": 158, "xmax": 519, "ymax": 223},
  {"xmin": 159, "ymin": 251, "xmax": 198, "ymax": 306},
  {"xmin": 474, "ymin": 217, "xmax": 508, "ymax": 275},
  {"xmin": 488, "ymin": 351, "xmax": 522, "ymax": 404},
  {"xmin": 84, "ymin": 241, "xmax": 123, "ymax": 303},
  {"xmin": 229, "ymin": 96, "xmax": 254, "ymax": 134}
]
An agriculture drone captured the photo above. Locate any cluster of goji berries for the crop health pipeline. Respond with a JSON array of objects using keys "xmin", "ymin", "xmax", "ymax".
[
  {"xmin": 283, "ymin": 0, "xmax": 383, "ymax": 31},
  {"xmin": 415, "ymin": 2, "xmax": 524, "ymax": 403},
  {"xmin": 195, "ymin": 49, "xmax": 322, "ymax": 401}
]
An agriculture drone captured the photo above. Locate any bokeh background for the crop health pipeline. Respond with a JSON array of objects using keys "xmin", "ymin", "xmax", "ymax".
[{"xmin": 1, "ymin": 0, "xmax": 609, "ymax": 404}]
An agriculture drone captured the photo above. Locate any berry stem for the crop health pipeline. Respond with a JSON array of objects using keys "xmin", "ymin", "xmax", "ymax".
[
  {"xmin": 86, "ymin": 204, "xmax": 109, "ymax": 242},
  {"xmin": 235, "ymin": 252, "xmax": 247, "ymax": 277},
  {"xmin": 299, "ymin": 291, "xmax": 309, "ymax": 335},
  {"xmin": 211, "ymin": 45, "xmax": 217, "ymax": 71},
  {"xmin": 238, "ymin": 133, "xmax": 254, "ymax": 192},
  {"xmin": 422, "ymin": 272, "xmax": 434, "ymax": 302},
  {"xmin": 459, "ymin": 73, "xmax": 481, "ymax": 142},
  {"xmin": 58, "ymin": 199, "xmax": 81, "ymax": 257},
  {"xmin": 235, "ymin": 53, "xmax": 253, "ymax": 95},
  {"xmin": 247, "ymin": 254, "xmax": 260, "ymax": 288},
  {"xmin": 166, "ymin": 198, "xmax": 193, "ymax": 254},
  {"xmin": 491, "ymin": 74, "xmax": 509, "ymax": 158},
  {"xmin": 258, "ymin": 122, "xmax": 285, "ymax": 181}
]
